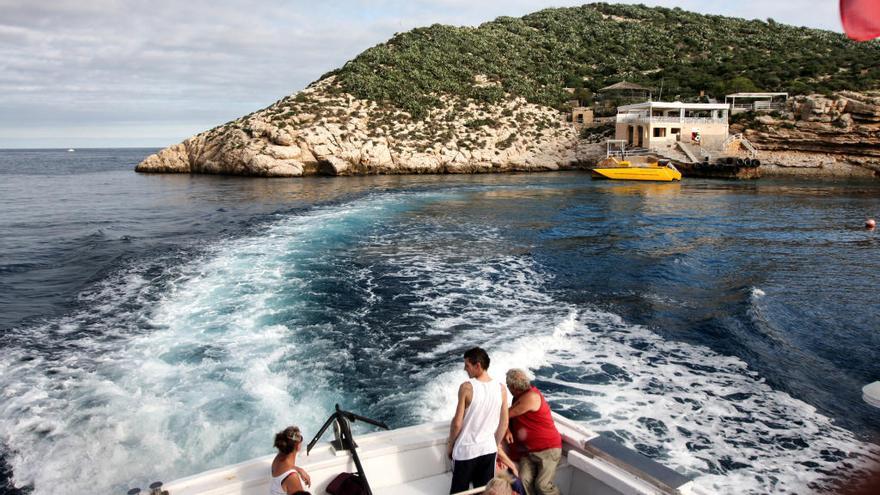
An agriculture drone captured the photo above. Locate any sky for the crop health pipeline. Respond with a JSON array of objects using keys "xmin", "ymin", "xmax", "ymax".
[{"xmin": 0, "ymin": 1, "xmax": 843, "ymax": 149}]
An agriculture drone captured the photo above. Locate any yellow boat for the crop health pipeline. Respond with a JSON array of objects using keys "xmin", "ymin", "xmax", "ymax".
[{"xmin": 591, "ymin": 160, "xmax": 682, "ymax": 182}]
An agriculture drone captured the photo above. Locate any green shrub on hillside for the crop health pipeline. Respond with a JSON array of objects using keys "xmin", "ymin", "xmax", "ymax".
[{"xmin": 330, "ymin": 3, "xmax": 880, "ymax": 119}]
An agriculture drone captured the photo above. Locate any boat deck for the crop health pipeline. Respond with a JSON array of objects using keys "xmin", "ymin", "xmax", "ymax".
[
  {"xmin": 380, "ymin": 472, "xmax": 450, "ymax": 495},
  {"xmin": 160, "ymin": 415, "xmax": 696, "ymax": 495}
]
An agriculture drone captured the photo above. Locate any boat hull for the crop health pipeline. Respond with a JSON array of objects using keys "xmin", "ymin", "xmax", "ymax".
[
  {"xmin": 676, "ymin": 161, "xmax": 761, "ymax": 180},
  {"xmin": 591, "ymin": 167, "xmax": 681, "ymax": 181}
]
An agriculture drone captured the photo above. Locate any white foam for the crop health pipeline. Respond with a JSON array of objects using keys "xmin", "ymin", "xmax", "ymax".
[
  {"xmin": 0, "ymin": 193, "xmax": 417, "ymax": 494},
  {"xmin": 416, "ymin": 307, "xmax": 880, "ymax": 494}
]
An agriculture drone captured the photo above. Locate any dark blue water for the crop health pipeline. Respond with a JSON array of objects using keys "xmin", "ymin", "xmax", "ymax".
[{"xmin": 1, "ymin": 149, "xmax": 878, "ymax": 494}]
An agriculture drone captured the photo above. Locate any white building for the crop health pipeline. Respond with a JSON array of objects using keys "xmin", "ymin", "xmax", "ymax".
[
  {"xmin": 725, "ymin": 92, "xmax": 789, "ymax": 114},
  {"xmin": 615, "ymin": 101, "xmax": 730, "ymax": 150}
]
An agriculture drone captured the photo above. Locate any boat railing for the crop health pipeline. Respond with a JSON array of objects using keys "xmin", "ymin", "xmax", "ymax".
[
  {"xmin": 551, "ymin": 413, "xmax": 695, "ymax": 494},
  {"xmin": 607, "ymin": 149, "xmax": 653, "ymax": 159},
  {"xmin": 580, "ymin": 435, "xmax": 691, "ymax": 495},
  {"xmin": 305, "ymin": 404, "xmax": 390, "ymax": 495},
  {"xmin": 454, "ymin": 487, "xmax": 487, "ymax": 495}
]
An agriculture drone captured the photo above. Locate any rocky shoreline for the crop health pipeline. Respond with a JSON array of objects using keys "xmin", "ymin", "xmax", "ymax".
[
  {"xmin": 137, "ymin": 79, "xmax": 880, "ymax": 179},
  {"xmin": 136, "ymin": 77, "xmax": 604, "ymax": 178},
  {"xmin": 735, "ymin": 91, "xmax": 880, "ymax": 178}
]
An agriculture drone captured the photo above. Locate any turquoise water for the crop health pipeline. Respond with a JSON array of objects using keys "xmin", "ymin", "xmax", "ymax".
[{"xmin": 1, "ymin": 149, "xmax": 879, "ymax": 494}]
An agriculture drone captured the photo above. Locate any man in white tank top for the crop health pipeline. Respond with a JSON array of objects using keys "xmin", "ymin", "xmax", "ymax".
[{"xmin": 446, "ymin": 347, "xmax": 509, "ymax": 494}]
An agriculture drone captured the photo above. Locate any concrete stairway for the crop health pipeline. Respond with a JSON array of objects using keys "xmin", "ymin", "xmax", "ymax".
[
  {"xmin": 676, "ymin": 142, "xmax": 704, "ymax": 163},
  {"xmin": 653, "ymin": 147, "xmax": 689, "ymax": 163}
]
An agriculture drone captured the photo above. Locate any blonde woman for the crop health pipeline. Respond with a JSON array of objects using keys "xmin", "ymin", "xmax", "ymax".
[{"xmin": 484, "ymin": 474, "xmax": 514, "ymax": 495}]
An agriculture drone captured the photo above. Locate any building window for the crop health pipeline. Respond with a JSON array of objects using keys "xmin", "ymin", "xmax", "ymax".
[
  {"xmin": 577, "ymin": 114, "xmax": 584, "ymax": 123},
  {"xmin": 653, "ymin": 128, "xmax": 667, "ymax": 138},
  {"xmin": 671, "ymin": 128, "xmax": 681, "ymax": 134}
]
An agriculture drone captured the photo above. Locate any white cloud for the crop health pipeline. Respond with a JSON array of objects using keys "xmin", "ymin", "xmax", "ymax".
[{"xmin": 0, "ymin": 1, "xmax": 844, "ymax": 148}]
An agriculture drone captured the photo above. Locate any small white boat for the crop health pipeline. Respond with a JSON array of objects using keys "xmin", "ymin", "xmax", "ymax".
[
  {"xmin": 67, "ymin": 148, "xmax": 75, "ymax": 152},
  {"xmin": 157, "ymin": 407, "xmax": 700, "ymax": 495},
  {"xmin": 864, "ymin": 381, "xmax": 880, "ymax": 408}
]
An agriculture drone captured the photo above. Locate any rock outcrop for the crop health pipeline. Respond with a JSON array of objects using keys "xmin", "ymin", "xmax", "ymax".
[
  {"xmin": 733, "ymin": 91, "xmax": 880, "ymax": 177},
  {"xmin": 137, "ymin": 77, "xmax": 603, "ymax": 177}
]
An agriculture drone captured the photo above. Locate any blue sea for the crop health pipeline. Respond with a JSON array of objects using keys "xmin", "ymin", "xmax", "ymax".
[{"xmin": 0, "ymin": 148, "xmax": 878, "ymax": 494}]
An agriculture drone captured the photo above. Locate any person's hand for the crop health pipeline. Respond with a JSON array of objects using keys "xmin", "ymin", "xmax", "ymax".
[
  {"xmin": 509, "ymin": 463, "xmax": 519, "ymax": 478},
  {"xmin": 446, "ymin": 441, "xmax": 454, "ymax": 460},
  {"xmin": 294, "ymin": 466, "xmax": 311, "ymax": 487},
  {"xmin": 504, "ymin": 430, "xmax": 513, "ymax": 444}
]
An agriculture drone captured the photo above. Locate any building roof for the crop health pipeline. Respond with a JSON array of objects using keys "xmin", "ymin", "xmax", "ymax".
[
  {"xmin": 618, "ymin": 101, "xmax": 730, "ymax": 111},
  {"xmin": 725, "ymin": 92, "xmax": 789, "ymax": 98},
  {"xmin": 599, "ymin": 81, "xmax": 653, "ymax": 92}
]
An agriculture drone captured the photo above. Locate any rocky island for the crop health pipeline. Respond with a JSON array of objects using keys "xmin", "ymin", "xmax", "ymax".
[{"xmin": 137, "ymin": 3, "xmax": 880, "ymax": 178}]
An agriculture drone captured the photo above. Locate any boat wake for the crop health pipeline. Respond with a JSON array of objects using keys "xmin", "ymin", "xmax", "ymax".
[{"xmin": 0, "ymin": 190, "xmax": 877, "ymax": 495}]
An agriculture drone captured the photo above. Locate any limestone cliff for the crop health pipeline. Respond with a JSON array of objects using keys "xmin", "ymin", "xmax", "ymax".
[
  {"xmin": 136, "ymin": 77, "xmax": 601, "ymax": 177},
  {"xmin": 733, "ymin": 91, "xmax": 880, "ymax": 178}
]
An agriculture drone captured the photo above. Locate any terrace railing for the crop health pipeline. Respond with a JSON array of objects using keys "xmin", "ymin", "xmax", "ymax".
[
  {"xmin": 616, "ymin": 114, "xmax": 727, "ymax": 125},
  {"xmin": 723, "ymin": 133, "xmax": 759, "ymax": 159},
  {"xmin": 729, "ymin": 101, "xmax": 786, "ymax": 113}
]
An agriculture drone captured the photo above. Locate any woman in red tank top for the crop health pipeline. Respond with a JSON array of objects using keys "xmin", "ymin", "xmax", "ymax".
[
  {"xmin": 505, "ymin": 369, "xmax": 562, "ymax": 495},
  {"xmin": 509, "ymin": 385, "xmax": 562, "ymax": 453}
]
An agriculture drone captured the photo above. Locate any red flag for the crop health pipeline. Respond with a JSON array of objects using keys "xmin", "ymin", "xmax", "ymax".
[{"xmin": 841, "ymin": 0, "xmax": 880, "ymax": 41}]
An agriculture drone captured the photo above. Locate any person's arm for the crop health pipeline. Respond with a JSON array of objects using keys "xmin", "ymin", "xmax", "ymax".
[
  {"xmin": 496, "ymin": 446, "xmax": 519, "ymax": 477},
  {"xmin": 282, "ymin": 471, "xmax": 304, "ymax": 494},
  {"xmin": 293, "ymin": 466, "xmax": 310, "ymax": 487},
  {"xmin": 507, "ymin": 390, "xmax": 540, "ymax": 419},
  {"xmin": 447, "ymin": 382, "xmax": 471, "ymax": 459},
  {"xmin": 495, "ymin": 385, "xmax": 509, "ymax": 447}
]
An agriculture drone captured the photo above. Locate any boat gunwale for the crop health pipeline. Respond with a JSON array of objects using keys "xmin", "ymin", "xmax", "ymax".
[{"xmin": 161, "ymin": 414, "xmax": 696, "ymax": 495}]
